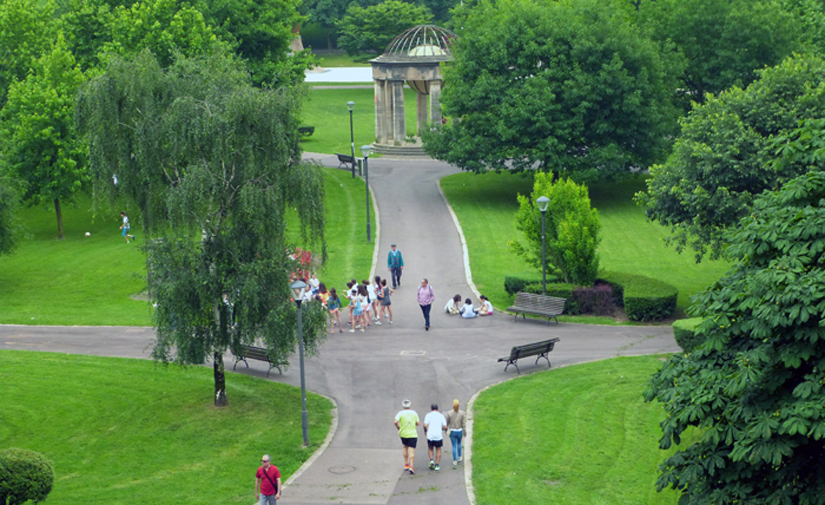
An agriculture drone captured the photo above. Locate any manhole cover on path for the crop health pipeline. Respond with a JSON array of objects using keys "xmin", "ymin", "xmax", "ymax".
[
  {"xmin": 400, "ymin": 350, "xmax": 426, "ymax": 356},
  {"xmin": 329, "ymin": 465, "xmax": 356, "ymax": 474}
]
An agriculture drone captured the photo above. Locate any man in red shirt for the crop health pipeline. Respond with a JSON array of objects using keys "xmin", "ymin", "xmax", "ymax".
[{"xmin": 255, "ymin": 454, "xmax": 281, "ymax": 504}]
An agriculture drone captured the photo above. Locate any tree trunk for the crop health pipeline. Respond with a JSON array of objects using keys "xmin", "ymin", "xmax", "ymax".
[
  {"xmin": 54, "ymin": 198, "xmax": 64, "ymax": 240},
  {"xmin": 213, "ymin": 352, "xmax": 228, "ymax": 407}
]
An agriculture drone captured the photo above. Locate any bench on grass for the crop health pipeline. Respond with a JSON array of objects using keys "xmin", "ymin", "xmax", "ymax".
[
  {"xmin": 232, "ymin": 344, "xmax": 283, "ymax": 377},
  {"xmin": 298, "ymin": 126, "xmax": 315, "ymax": 136},
  {"xmin": 498, "ymin": 338, "xmax": 560, "ymax": 374},
  {"xmin": 336, "ymin": 153, "xmax": 355, "ymax": 169},
  {"xmin": 506, "ymin": 292, "xmax": 566, "ymax": 324}
]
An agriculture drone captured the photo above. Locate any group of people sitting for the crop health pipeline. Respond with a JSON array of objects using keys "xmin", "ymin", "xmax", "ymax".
[
  {"xmin": 302, "ymin": 273, "xmax": 394, "ymax": 334},
  {"xmin": 444, "ymin": 294, "xmax": 493, "ymax": 319}
]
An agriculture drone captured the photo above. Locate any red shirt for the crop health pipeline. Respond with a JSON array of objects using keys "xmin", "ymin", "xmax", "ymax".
[{"xmin": 256, "ymin": 465, "xmax": 280, "ymax": 495}]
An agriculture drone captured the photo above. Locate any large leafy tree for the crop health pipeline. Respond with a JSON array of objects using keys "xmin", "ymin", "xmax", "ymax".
[
  {"xmin": 637, "ymin": 54, "xmax": 825, "ymax": 261},
  {"xmin": 645, "ymin": 170, "xmax": 825, "ymax": 505},
  {"xmin": 0, "ymin": 0, "xmax": 60, "ymax": 106},
  {"xmin": 0, "ymin": 178, "xmax": 20, "ymax": 255},
  {"xmin": 635, "ymin": 0, "xmax": 802, "ymax": 109},
  {"xmin": 511, "ymin": 172, "xmax": 601, "ymax": 285},
  {"xmin": 77, "ymin": 51, "xmax": 327, "ymax": 406},
  {"xmin": 422, "ymin": 0, "xmax": 681, "ymax": 180},
  {"xmin": 0, "ymin": 35, "xmax": 88, "ymax": 240},
  {"xmin": 335, "ymin": 0, "xmax": 433, "ymax": 56}
]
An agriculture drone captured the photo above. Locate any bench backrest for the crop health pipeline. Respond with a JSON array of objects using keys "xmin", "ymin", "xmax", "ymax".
[
  {"xmin": 513, "ymin": 292, "xmax": 566, "ymax": 312},
  {"xmin": 507, "ymin": 338, "xmax": 560, "ymax": 360}
]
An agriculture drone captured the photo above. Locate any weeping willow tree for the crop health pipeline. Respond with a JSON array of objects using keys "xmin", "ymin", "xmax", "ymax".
[{"xmin": 77, "ymin": 50, "xmax": 327, "ymax": 406}]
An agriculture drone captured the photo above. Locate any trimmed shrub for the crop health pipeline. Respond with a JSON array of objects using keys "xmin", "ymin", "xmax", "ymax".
[
  {"xmin": 521, "ymin": 281, "xmax": 581, "ymax": 314},
  {"xmin": 0, "ymin": 448, "xmax": 54, "ymax": 505},
  {"xmin": 504, "ymin": 274, "xmax": 546, "ymax": 295},
  {"xmin": 673, "ymin": 317, "xmax": 705, "ymax": 352},
  {"xmin": 599, "ymin": 271, "xmax": 678, "ymax": 322},
  {"xmin": 571, "ymin": 284, "xmax": 615, "ymax": 316}
]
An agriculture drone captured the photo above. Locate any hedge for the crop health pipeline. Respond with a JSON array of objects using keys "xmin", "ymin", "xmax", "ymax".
[
  {"xmin": 673, "ymin": 317, "xmax": 705, "ymax": 352},
  {"xmin": 521, "ymin": 281, "xmax": 581, "ymax": 313},
  {"xmin": 0, "ymin": 448, "xmax": 54, "ymax": 505},
  {"xmin": 504, "ymin": 274, "xmax": 553, "ymax": 295},
  {"xmin": 598, "ymin": 271, "xmax": 678, "ymax": 322}
]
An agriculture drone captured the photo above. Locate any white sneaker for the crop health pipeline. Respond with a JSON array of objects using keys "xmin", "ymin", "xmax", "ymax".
[
  {"xmin": 452, "ymin": 461, "xmax": 457, "ymax": 466},
  {"xmin": 375, "ymin": 321, "xmax": 381, "ymax": 326},
  {"xmin": 349, "ymin": 329, "xmax": 355, "ymax": 333},
  {"xmin": 458, "ymin": 456, "xmax": 462, "ymax": 462},
  {"xmin": 360, "ymin": 328, "xmax": 365, "ymax": 332},
  {"xmin": 389, "ymin": 321, "xmax": 393, "ymax": 324}
]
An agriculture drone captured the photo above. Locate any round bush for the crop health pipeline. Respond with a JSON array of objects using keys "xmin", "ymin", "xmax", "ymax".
[{"xmin": 0, "ymin": 448, "xmax": 54, "ymax": 505}]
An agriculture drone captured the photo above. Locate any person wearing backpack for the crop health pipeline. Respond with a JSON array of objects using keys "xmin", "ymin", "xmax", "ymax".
[
  {"xmin": 417, "ymin": 278, "xmax": 435, "ymax": 331},
  {"xmin": 255, "ymin": 454, "xmax": 281, "ymax": 504}
]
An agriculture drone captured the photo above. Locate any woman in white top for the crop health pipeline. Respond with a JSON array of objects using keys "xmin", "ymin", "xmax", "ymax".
[
  {"xmin": 357, "ymin": 284, "xmax": 370, "ymax": 331},
  {"xmin": 460, "ymin": 298, "xmax": 477, "ymax": 319},
  {"xmin": 444, "ymin": 294, "xmax": 461, "ymax": 315},
  {"xmin": 478, "ymin": 295, "xmax": 493, "ymax": 316},
  {"xmin": 372, "ymin": 276, "xmax": 384, "ymax": 322}
]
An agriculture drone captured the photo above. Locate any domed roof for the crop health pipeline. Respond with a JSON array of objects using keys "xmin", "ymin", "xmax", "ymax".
[{"xmin": 381, "ymin": 25, "xmax": 457, "ymax": 61}]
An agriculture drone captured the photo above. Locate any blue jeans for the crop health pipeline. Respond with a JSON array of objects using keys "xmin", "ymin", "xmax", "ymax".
[
  {"xmin": 259, "ymin": 494, "xmax": 277, "ymax": 505},
  {"xmin": 450, "ymin": 429, "xmax": 463, "ymax": 462},
  {"xmin": 420, "ymin": 304, "xmax": 431, "ymax": 327}
]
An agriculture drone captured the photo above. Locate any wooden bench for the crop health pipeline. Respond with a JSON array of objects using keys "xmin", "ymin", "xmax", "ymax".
[
  {"xmin": 506, "ymin": 292, "xmax": 566, "ymax": 324},
  {"xmin": 298, "ymin": 126, "xmax": 315, "ymax": 136},
  {"xmin": 498, "ymin": 338, "xmax": 560, "ymax": 374},
  {"xmin": 232, "ymin": 344, "xmax": 283, "ymax": 377},
  {"xmin": 336, "ymin": 153, "xmax": 355, "ymax": 169}
]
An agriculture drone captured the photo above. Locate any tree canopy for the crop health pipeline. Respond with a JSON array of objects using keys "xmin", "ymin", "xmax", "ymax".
[
  {"xmin": 422, "ymin": 0, "xmax": 681, "ymax": 180},
  {"xmin": 0, "ymin": 0, "xmax": 59, "ymax": 106},
  {"xmin": 0, "ymin": 178, "xmax": 20, "ymax": 256},
  {"xmin": 335, "ymin": 0, "xmax": 433, "ymax": 56},
  {"xmin": 645, "ymin": 170, "xmax": 825, "ymax": 505},
  {"xmin": 77, "ymin": 51, "xmax": 327, "ymax": 406},
  {"xmin": 635, "ymin": 0, "xmax": 802, "ymax": 109},
  {"xmin": 637, "ymin": 53, "xmax": 825, "ymax": 261},
  {"xmin": 0, "ymin": 35, "xmax": 88, "ymax": 240}
]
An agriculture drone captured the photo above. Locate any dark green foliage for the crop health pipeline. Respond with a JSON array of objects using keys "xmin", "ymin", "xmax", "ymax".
[
  {"xmin": 637, "ymin": 53, "xmax": 825, "ymax": 261},
  {"xmin": 0, "ymin": 448, "xmax": 54, "ymax": 505},
  {"xmin": 422, "ymin": 0, "xmax": 681, "ymax": 179},
  {"xmin": 0, "ymin": 178, "xmax": 20, "ymax": 255},
  {"xmin": 635, "ymin": 0, "xmax": 802, "ymax": 109},
  {"xmin": 77, "ymin": 51, "xmax": 326, "ymax": 406},
  {"xmin": 571, "ymin": 284, "xmax": 615, "ymax": 316},
  {"xmin": 503, "ymin": 274, "xmax": 544, "ymax": 295},
  {"xmin": 600, "ymin": 271, "xmax": 678, "ymax": 322},
  {"xmin": 672, "ymin": 317, "xmax": 703, "ymax": 352},
  {"xmin": 335, "ymin": 0, "xmax": 433, "ymax": 56},
  {"xmin": 645, "ymin": 171, "xmax": 825, "ymax": 505}
]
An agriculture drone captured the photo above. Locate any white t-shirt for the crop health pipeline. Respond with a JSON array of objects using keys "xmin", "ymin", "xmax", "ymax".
[
  {"xmin": 480, "ymin": 300, "xmax": 493, "ymax": 314},
  {"xmin": 366, "ymin": 283, "xmax": 376, "ymax": 301},
  {"xmin": 424, "ymin": 411, "xmax": 447, "ymax": 441},
  {"xmin": 309, "ymin": 277, "xmax": 320, "ymax": 290}
]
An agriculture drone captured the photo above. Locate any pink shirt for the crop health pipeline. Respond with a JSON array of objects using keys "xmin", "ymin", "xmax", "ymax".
[{"xmin": 417, "ymin": 285, "xmax": 434, "ymax": 305}]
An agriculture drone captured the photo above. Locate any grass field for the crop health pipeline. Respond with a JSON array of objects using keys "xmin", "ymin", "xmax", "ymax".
[
  {"xmin": 440, "ymin": 171, "xmax": 730, "ymax": 319},
  {"xmin": 472, "ymin": 355, "xmax": 693, "ymax": 505},
  {"xmin": 313, "ymin": 52, "xmax": 371, "ymax": 67},
  {"xmin": 299, "ymin": 87, "xmax": 422, "ymax": 155},
  {"xmin": 0, "ymin": 350, "xmax": 333, "ymax": 505},
  {"xmin": 0, "ymin": 168, "xmax": 372, "ymax": 326}
]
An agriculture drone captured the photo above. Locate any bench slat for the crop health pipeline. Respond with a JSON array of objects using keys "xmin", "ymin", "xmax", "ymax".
[
  {"xmin": 506, "ymin": 292, "xmax": 567, "ymax": 324},
  {"xmin": 497, "ymin": 338, "xmax": 560, "ymax": 374}
]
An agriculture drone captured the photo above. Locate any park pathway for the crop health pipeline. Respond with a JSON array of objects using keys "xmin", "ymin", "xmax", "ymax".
[{"xmin": 0, "ymin": 154, "xmax": 680, "ymax": 505}]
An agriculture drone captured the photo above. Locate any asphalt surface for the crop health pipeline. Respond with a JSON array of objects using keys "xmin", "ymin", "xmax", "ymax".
[{"xmin": 0, "ymin": 153, "xmax": 680, "ymax": 505}]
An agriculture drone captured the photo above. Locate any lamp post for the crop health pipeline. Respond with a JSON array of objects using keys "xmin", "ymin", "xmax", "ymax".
[
  {"xmin": 537, "ymin": 196, "xmax": 550, "ymax": 296},
  {"xmin": 289, "ymin": 279, "xmax": 310, "ymax": 447},
  {"xmin": 347, "ymin": 101, "xmax": 355, "ymax": 178},
  {"xmin": 362, "ymin": 145, "xmax": 372, "ymax": 242}
]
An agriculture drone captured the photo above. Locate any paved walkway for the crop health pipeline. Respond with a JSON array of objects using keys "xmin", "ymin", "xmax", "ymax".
[{"xmin": 0, "ymin": 154, "xmax": 679, "ymax": 505}]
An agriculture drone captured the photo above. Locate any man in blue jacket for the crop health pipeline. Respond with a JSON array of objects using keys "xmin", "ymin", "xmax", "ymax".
[{"xmin": 388, "ymin": 243, "xmax": 404, "ymax": 288}]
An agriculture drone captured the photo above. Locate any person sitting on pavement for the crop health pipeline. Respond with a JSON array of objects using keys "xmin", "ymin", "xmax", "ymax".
[
  {"xmin": 460, "ymin": 298, "xmax": 477, "ymax": 319},
  {"xmin": 478, "ymin": 295, "xmax": 493, "ymax": 316},
  {"xmin": 444, "ymin": 294, "xmax": 461, "ymax": 315}
]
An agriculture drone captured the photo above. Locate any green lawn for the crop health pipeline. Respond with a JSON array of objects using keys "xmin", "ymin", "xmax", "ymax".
[
  {"xmin": 0, "ymin": 168, "xmax": 373, "ymax": 326},
  {"xmin": 440, "ymin": 171, "xmax": 730, "ymax": 320},
  {"xmin": 300, "ymin": 87, "xmax": 423, "ymax": 155},
  {"xmin": 472, "ymin": 355, "xmax": 692, "ymax": 505},
  {"xmin": 313, "ymin": 52, "xmax": 372, "ymax": 67},
  {"xmin": 0, "ymin": 350, "xmax": 333, "ymax": 505}
]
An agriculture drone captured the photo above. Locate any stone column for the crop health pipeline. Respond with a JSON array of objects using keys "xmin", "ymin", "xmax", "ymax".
[
  {"xmin": 374, "ymin": 80, "xmax": 386, "ymax": 144},
  {"xmin": 429, "ymin": 80, "xmax": 442, "ymax": 126},
  {"xmin": 416, "ymin": 90, "xmax": 428, "ymax": 135},
  {"xmin": 392, "ymin": 80, "xmax": 406, "ymax": 144}
]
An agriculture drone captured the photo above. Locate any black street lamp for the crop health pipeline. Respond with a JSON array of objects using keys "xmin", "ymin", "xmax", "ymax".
[
  {"xmin": 361, "ymin": 145, "xmax": 372, "ymax": 242},
  {"xmin": 537, "ymin": 196, "xmax": 550, "ymax": 296},
  {"xmin": 289, "ymin": 279, "xmax": 310, "ymax": 447},
  {"xmin": 347, "ymin": 101, "xmax": 355, "ymax": 178}
]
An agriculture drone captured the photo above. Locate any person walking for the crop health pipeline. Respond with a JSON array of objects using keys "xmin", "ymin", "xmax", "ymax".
[
  {"xmin": 424, "ymin": 404, "xmax": 447, "ymax": 471},
  {"xmin": 387, "ymin": 244, "xmax": 404, "ymax": 288},
  {"xmin": 328, "ymin": 288, "xmax": 343, "ymax": 333},
  {"xmin": 394, "ymin": 399, "xmax": 420, "ymax": 474},
  {"xmin": 255, "ymin": 454, "xmax": 281, "ymax": 505},
  {"xmin": 119, "ymin": 211, "xmax": 135, "ymax": 243},
  {"xmin": 417, "ymin": 278, "xmax": 435, "ymax": 331},
  {"xmin": 445, "ymin": 399, "xmax": 467, "ymax": 466},
  {"xmin": 380, "ymin": 279, "xmax": 393, "ymax": 324}
]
